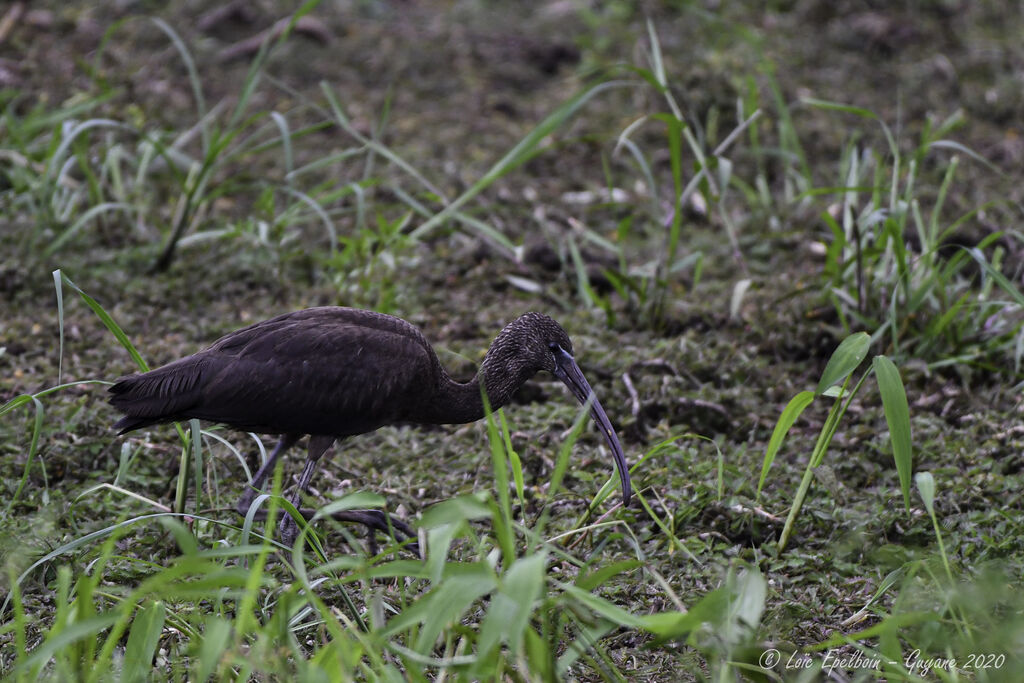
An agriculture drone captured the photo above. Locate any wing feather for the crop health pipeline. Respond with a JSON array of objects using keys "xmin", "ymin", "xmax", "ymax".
[{"xmin": 109, "ymin": 307, "xmax": 441, "ymax": 436}]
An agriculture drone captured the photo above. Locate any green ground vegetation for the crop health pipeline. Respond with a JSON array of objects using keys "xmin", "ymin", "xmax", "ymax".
[{"xmin": 1, "ymin": 1, "xmax": 1023, "ymax": 680}]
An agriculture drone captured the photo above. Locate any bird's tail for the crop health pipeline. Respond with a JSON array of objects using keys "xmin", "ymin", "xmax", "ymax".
[{"xmin": 108, "ymin": 357, "xmax": 204, "ymax": 434}]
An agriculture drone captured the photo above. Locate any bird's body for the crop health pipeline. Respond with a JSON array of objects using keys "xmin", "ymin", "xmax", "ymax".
[
  {"xmin": 114, "ymin": 309, "xmax": 453, "ymax": 435},
  {"xmin": 109, "ymin": 307, "xmax": 631, "ymax": 546}
]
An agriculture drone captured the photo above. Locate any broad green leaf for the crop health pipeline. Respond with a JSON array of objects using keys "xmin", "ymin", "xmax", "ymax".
[
  {"xmin": 311, "ymin": 491, "xmax": 387, "ymax": 520},
  {"xmin": 382, "ymin": 561, "xmax": 495, "ymax": 646},
  {"xmin": 575, "ymin": 560, "xmax": 643, "ymax": 592},
  {"xmin": 641, "ymin": 587, "xmax": 731, "ymax": 645},
  {"xmin": 817, "ymin": 332, "xmax": 870, "ymax": 394},
  {"xmin": 407, "ymin": 80, "xmax": 634, "ymax": 240},
  {"xmin": 122, "ymin": 601, "xmax": 166, "ymax": 683},
  {"xmin": 6, "ymin": 396, "xmax": 44, "ymax": 516},
  {"xmin": 874, "ymin": 355, "xmax": 912, "ymax": 509},
  {"xmin": 18, "ymin": 614, "xmax": 121, "ymax": 677},
  {"xmin": 410, "ymin": 574, "xmax": 496, "ymax": 654},
  {"xmin": 524, "ymin": 627, "xmax": 553, "ymax": 681},
  {"xmin": 758, "ymin": 391, "xmax": 815, "ymax": 496},
  {"xmin": 499, "ymin": 411, "xmax": 525, "ymax": 508},
  {"xmin": 194, "ymin": 617, "xmax": 232, "ymax": 683},
  {"xmin": 559, "ymin": 584, "xmax": 645, "ymax": 628},
  {"xmin": 425, "ymin": 523, "xmax": 461, "ymax": 584},
  {"xmin": 310, "ymin": 633, "xmax": 364, "ymax": 682},
  {"xmin": 915, "ymin": 472, "xmax": 935, "ymax": 514},
  {"xmin": 57, "ymin": 270, "xmax": 150, "ymax": 372},
  {"xmin": 820, "ymin": 384, "xmax": 848, "ymax": 398},
  {"xmin": 420, "ymin": 493, "xmax": 492, "ymax": 529},
  {"xmin": 477, "ymin": 553, "xmax": 547, "ymax": 661},
  {"xmin": 733, "ymin": 569, "xmax": 766, "ymax": 626},
  {"xmin": 160, "ymin": 518, "xmax": 198, "ymax": 556}
]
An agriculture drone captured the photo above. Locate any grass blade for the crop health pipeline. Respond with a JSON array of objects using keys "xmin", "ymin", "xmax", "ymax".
[
  {"xmin": 409, "ymin": 80, "xmax": 635, "ymax": 240},
  {"xmin": 816, "ymin": 332, "xmax": 870, "ymax": 394},
  {"xmin": 121, "ymin": 601, "xmax": 167, "ymax": 683},
  {"xmin": 56, "ymin": 270, "xmax": 149, "ymax": 372},
  {"xmin": 757, "ymin": 390, "xmax": 815, "ymax": 497},
  {"xmin": 873, "ymin": 356, "xmax": 913, "ymax": 509}
]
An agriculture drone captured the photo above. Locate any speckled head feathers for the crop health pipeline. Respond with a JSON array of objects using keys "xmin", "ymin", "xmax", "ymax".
[
  {"xmin": 508, "ymin": 312, "xmax": 573, "ymax": 355},
  {"xmin": 479, "ymin": 312, "xmax": 574, "ymax": 397}
]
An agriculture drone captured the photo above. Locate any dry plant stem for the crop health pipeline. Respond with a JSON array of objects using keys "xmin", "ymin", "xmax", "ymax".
[
  {"xmin": 218, "ymin": 16, "xmax": 332, "ymax": 62},
  {"xmin": 0, "ymin": 1, "xmax": 25, "ymax": 46}
]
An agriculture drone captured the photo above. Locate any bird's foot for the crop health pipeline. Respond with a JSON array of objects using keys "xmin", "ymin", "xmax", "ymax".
[
  {"xmin": 345, "ymin": 510, "xmax": 418, "ymax": 555},
  {"xmin": 274, "ymin": 507, "xmax": 418, "ymax": 554},
  {"xmin": 327, "ymin": 509, "xmax": 415, "ymax": 538}
]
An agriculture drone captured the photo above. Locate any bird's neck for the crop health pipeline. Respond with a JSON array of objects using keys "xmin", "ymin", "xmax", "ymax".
[
  {"xmin": 425, "ymin": 368, "xmax": 517, "ymax": 425},
  {"xmin": 408, "ymin": 320, "xmax": 535, "ymax": 425}
]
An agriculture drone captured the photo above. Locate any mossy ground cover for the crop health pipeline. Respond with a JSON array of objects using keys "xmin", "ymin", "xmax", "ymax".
[{"xmin": 1, "ymin": 1, "xmax": 1022, "ymax": 680}]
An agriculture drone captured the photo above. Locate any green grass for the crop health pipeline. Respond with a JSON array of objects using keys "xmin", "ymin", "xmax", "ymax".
[
  {"xmin": 757, "ymin": 332, "xmax": 913, "ymax": 552},
  {"xmin": 800, "ymin": 99, "xmax": 1024, "ymax": 375},
  {"xmin": 0, "ymin": 296, "xmax": 655, "ymax": 679},
  {"xmin": 3, "ymin": 2, "xmax": 1024, "ymax": 680}
]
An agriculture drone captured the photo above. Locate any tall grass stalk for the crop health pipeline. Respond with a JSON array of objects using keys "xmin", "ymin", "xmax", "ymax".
[
  {"xmin": 758, "ymin": 332, "xmax": 913, "ymax": 552},
  {"xmin": 803, "ymin": 98, "xmax": 1024, "ymax": 373}
]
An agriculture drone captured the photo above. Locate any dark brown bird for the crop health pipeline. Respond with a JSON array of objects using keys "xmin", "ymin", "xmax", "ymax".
[{"xmin": 109, "ymin": 307, "xmax": 631, "ymax": 546}]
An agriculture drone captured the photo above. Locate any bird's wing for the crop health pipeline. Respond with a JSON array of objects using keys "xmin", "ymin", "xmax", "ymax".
[
  {"xmin": 109, "ymin": 354, "xmax": 208, "ymax": 432},
  {"xmin": 188, "ymin": 311, "xmax": 439, "ymax": 435},
  {"xmin": 109, "ymin": 308, "xmax": 440, "ymax": 435}
]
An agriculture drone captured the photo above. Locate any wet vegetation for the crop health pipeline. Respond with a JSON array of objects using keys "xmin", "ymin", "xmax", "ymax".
[{"xmin": 1, "ymin": 0, "xmax": 1023, "ymax": 680}]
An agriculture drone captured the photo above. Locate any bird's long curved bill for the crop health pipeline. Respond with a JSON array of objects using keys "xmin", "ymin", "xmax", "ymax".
[{"xmin": 552, "ymin": 348, "xmax": 632, "ymax": 505}]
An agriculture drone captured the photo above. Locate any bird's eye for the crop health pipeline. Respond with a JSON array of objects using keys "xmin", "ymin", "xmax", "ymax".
[{"xmin": 548, "ymin": 342, "xmax": 560, "ymax": 352}]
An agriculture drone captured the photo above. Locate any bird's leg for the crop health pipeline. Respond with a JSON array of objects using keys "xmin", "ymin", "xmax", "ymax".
[
  {"xmin": 236, "ymin": 433, "xmax": 300, "ymax": 517},
  {"xmin": 275, "ymin": 436, "xmax": 419, "ymax": 553},
  {"xmin": 278, "ymin": 434, "xmax": 335, "ymax": 546}
]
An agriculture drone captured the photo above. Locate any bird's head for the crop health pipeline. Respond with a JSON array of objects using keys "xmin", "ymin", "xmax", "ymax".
[
  {"xmin": 482, "ymin": 312, "xmax": 632, "ymax": 506},
  {"xmin": 482, "ymin": 312, "xmax": 570, "ymax": 380}
]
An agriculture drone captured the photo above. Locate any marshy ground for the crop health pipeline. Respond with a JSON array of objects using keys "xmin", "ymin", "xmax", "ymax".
[{"xmin": 1, "ymin": 1, "xmax": 1023, "ymax": 679}]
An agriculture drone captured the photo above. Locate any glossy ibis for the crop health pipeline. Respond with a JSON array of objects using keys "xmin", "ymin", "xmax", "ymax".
[{"xmin": 109, "ymin": 307, "xmax": 631, "ymax": 546}]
